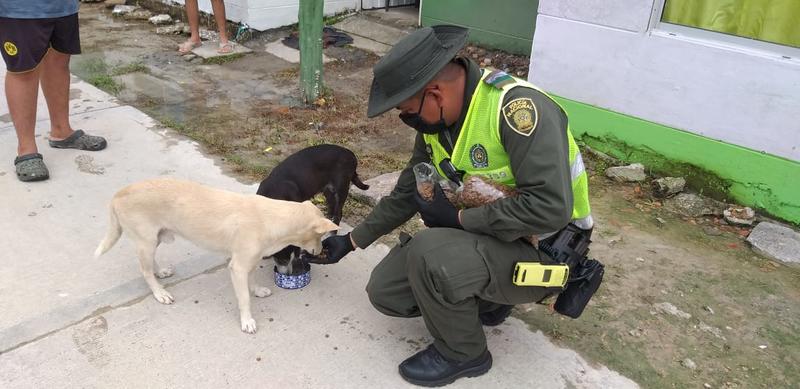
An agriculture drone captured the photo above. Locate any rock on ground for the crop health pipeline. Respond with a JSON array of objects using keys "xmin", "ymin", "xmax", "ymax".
[
  {"xmin": 653, "ymin": 302, "xmax": 691, "ymax": 319},
  {"xmin": 124, "ymin": 9, "xmax": 153, "ymax": 20},
  {"xmin": 664, "ymin": 193, "xmax": 725, "ymax": 217},
  {"xmin": 723, "ymin": 206, "xmax": 755, "ymax": 226},
  {"xmin": 746, "ymin": 222, "xmax": 800, "ymax": 264},
  {"xmin": 605, "ymin": 163, "xmax": 646, "ymax": 182},
  {"xmin": 156, "ymin": 23, "xmax": 188, "ymax": 35},
  {"xmin": 652, "ymin": 176, "xmax": 686, "ymax": 198},
  {"xmin": 148, "ymin": 14, "xmax": 173, "ymax": 25},
  {"xmin": 349, "ymin": 171, "xmax": 401, "ymax": 206},
  {"xmin": 111, "ymin": 5, "xmax": 137, "ymax": 15}
]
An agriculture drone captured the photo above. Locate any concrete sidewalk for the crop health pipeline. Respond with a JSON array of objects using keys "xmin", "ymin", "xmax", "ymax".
[{"xmin": 0, "ymin": 65, "xmax": 637, "ymax": 388}]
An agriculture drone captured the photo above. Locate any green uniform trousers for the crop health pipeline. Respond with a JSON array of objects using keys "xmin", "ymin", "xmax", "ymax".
[{"xmin": 366, "ymin": 228, "xmax": 553, "ymax": 362}]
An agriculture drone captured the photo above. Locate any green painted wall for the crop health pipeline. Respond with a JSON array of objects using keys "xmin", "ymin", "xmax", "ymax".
[
  {"xmin": 555, "ymin": 96, "xmax": 800, "ymax": 225},
  {"xmin": 420, "ymin": 0, "xmax": 539, "ymax": 55}
]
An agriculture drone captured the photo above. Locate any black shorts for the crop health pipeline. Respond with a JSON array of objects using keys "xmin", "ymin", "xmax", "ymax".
[{"xmin": 0, "ymin": 13, "xmax": 81, "ymax": 73}]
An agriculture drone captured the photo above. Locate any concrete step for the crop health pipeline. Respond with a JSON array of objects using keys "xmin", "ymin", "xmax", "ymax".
[
  {"xmin": 264, "ymin": 40, "xmax": 334, "ymax": 64},
  {"xmin": 333, "ymin": 15, "xmax": 412, "ymax": 55},
  {"xmin": 191, "ymin": 41, "xmax": 253, "ymax": 60}
]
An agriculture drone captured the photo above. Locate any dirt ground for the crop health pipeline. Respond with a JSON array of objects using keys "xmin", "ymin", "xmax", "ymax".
[
  {"xmin": 73, "ymin": 3, "xmax": 412, "ymax": 182},
  {"xmin": 72, "ymin": 4, "xmax": 799, "ymax": 388}
]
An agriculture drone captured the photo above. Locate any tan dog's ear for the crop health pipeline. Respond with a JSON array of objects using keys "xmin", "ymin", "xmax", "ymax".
[{"xmin": 314, "ymin": 218, "xmax": 339, "ymax": 234}]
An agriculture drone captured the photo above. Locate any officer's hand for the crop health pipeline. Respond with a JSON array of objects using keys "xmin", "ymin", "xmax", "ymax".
[
  {"xmin": 312, "ymin": 233, "xmax": 355, "ymax": 264},
  {"xmin": 414, "ymin": 183, "xmax": 462, "ymax": 229}
]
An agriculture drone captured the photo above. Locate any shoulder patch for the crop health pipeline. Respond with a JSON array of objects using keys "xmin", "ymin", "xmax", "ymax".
[
  {"xmin": 484, "ymin": 70, "xmax": 515, "ymax": 89},
  {"xmin": 502, "ymin": 97, "xmax": 538, "ymax": 136}
]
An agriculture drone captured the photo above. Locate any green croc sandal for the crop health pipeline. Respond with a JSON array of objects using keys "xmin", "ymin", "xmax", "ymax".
[
  {"xmin": 49, "ymin": 129, "xmax": 107, "ymax": 151},
  {"xmin": 14, "ymin": 153, "xmax": 49, "ymax": 182}
]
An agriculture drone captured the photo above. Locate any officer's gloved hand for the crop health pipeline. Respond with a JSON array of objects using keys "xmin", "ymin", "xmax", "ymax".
[
  {"xmin": 414, "ymin": 183, "xmax": 462, "ymax": 229},
  {"xmin": 314, "ymin": 233, "xmax": 355, "ymax": 264}
]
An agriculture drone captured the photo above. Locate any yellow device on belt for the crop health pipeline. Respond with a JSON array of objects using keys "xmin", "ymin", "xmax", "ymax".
[{"xmin": 513, "ymin": 262, "xmax": 569, "ymax": 287}]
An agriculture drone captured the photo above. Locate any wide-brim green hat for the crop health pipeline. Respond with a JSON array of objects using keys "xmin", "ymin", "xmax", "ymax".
[{"xmin": 367, "ymin": 25, "xmax": 469, "ymax": 118}]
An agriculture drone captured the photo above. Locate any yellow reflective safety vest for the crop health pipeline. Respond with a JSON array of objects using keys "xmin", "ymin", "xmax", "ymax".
[{"xmin": 423, "ymin": 70, "xmax": 593, "ymax": 229}]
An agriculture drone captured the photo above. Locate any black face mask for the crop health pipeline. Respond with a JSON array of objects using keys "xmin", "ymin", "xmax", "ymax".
[{"xmin": 398, "ymin": 92, "xmax": 449, "ymax": 134}]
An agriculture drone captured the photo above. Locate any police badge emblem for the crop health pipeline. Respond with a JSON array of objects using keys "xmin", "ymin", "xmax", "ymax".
[{"xmin": 470, "ymin": 144, "xmax": 489, "ymax": 168}]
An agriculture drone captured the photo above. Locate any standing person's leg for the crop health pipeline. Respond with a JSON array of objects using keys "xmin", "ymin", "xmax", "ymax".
[
  {"xmin": 5, "ymin": 68, "xmax": 41, "ymax": 157},
  {"xmin": 210, "ymin": 0, "xmax": 232, "ymax": 53},
  {"xmin": 46, "ymin": 13, "xmax": 106, "ymax": 151},
  {"xmin": 6, "ymin": 69, "xmax": 49, "ymax": 181},
  {"xmin": 1, "ymin": 17, "xmax": 52, "ymax": 181},
  {"xmin": 179, "ymin": 0, "xmax": 202, "ymax": 53},
  {"xmin": 39, "ymin": 49, "xmax": 74, "ymax": 141}
]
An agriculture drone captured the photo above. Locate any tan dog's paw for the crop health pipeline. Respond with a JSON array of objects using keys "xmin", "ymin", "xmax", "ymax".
[
  {"xmin": 153, "ymin": 289, "xmax": 174, "ymax": 304},
  {"xmin": 253, "ymin": 286, "xmax": 272, "ymax": 298},
  {"xmin": 241, "ymin": 318, "xmax": 257, "ymax": 334},
  {"xmin": 156, "ymin": 266, "xmax": 175, "ymax": 279}
]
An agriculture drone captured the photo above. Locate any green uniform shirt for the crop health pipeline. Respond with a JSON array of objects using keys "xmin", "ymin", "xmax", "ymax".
[{"xmin": 351, "ymin": 58, "xmax": 573, "ymax": 247}]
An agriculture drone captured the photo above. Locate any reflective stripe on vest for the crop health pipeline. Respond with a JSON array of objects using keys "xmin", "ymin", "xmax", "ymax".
[{"xmin": 424, "ymin": 70, "xmax": 593, "ymax": 229}]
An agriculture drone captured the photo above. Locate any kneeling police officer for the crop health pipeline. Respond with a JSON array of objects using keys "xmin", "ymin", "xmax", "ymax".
[{"xmin": 318, "ymin": 25, "xmax": 601, "ymax": 387}]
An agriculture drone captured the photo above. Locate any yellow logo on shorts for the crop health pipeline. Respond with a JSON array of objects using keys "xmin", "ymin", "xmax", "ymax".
[{"xmin": 3, "ymin": 42, "xmax": 17, "ymax": 56}]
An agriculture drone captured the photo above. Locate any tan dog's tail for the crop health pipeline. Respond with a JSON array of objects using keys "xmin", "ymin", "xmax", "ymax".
[{"xmin": 95, "ymin": 203, "xmax": 122, "ymax": 258}]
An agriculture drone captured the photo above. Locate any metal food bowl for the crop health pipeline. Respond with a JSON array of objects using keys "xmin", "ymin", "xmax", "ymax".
[{"xmin": 274, "ymin": 264, "xmax": 311, "ymax": 289}]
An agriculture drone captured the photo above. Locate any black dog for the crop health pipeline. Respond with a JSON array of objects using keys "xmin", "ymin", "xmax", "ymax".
[{"xmin": 257, "ymin": 144, "xmax": 369, "ymax": 273}]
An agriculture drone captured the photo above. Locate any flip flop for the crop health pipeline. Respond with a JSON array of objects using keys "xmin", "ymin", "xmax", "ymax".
[
  {"xmin": 178, "ymin": 40, "xmax": 202, "ymax": 54},
  {"xmin": 49, "ymin": 129, "xmax": 107, "ymax": 151},
  {"xmin": 14, "ymin": 153, "xmax": 49, "ymax": 182},
  {"xmin": 217, "ymin": 41, "xmax": 235, "ymax": 54}
]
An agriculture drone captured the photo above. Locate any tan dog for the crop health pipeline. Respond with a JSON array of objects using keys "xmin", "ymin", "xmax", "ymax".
[{"xmin": 94, "ymin": 178, "xmax": 338, "ymax": 333}]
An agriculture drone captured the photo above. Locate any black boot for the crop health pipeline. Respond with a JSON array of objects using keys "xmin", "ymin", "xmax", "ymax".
[
  {"xmin": 479, "ymin": 304, "xmax": 514, "ymax": 326},
  {"xmin": 398, "ymin": 344, "xmax": 492, "ymax": 387}
]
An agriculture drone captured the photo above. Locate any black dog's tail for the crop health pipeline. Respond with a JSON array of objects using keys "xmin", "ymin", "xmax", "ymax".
[{"xmin": 352, "ymin": 173, "xmax": 370, "ymax": 190}]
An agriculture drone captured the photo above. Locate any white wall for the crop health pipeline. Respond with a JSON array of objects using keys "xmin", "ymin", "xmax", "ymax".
[
  {"xmin": 529, "ymin": 0, "xmax": 800, "ymax": 162},
  {"xmin": 166, "ymin": 0, "xmax": 359, "ymax": 31}
]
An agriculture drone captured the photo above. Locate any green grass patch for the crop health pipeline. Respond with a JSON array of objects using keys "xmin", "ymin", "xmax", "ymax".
[
  {"xmin": 79, "ymin": 57, "xmax": 110, "ymax": 75},
  {"xmin": 579, "ymin": 133, "xmax": 734, "ymax": 201},
  {"xmin": 226, "ymin": 154, "xmax": 271, "ymax": 178},
  {"xmin": 88, "ymin": 74, "xmax": 122, "ymax": 95},
  {"xmin": 151, "ymin": 114, "xmax": 271, "ymax": 180},
  {"xmin": 273, "ymin": 66, "xmax": 300, "ymax": 82},
  {"xmin": 72, "ymin": 57, "xmax": 150, "ymax": 95},
  {"xmin": 157, "ymin": 117, "xmax": 188, "ymax": 133},
  {"xmin": 323, "ymin": 10, "xmax": 356, "ymax": 26},
  {"xmin": 203, "ymin": 53, "xmax": 245, "ymax": 65},
  {"xmin": 112, "ymin": 62, "xmax": 149, "ymax": 76}
]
